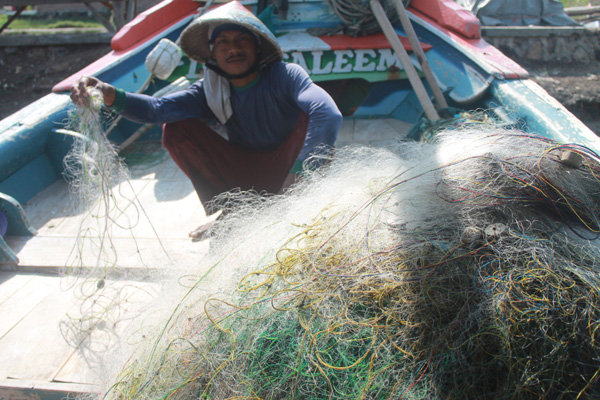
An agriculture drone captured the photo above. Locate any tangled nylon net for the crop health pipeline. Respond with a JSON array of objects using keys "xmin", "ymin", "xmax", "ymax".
[
  {"xmin": 99, "ymin": 126, "xmax": 600, "ymax": 400},
  {"xmin": 62, "ymin": 88, "xmax": 131, "ymax": 271},
  {"xmin": 60, "ymin": 89, "xmax": 162, "ymax": 358},
  {"xmin": 325, "ymin": 0, "xmax": 410, "ymax": 36}
]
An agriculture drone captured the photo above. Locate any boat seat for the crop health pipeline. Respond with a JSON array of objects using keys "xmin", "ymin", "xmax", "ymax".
[{"xmin": 0, "ymin": 192, "xmax": 36, "ymax": 265}]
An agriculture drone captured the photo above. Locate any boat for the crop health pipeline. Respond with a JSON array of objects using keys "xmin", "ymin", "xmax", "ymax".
[{"xmin": 0, "ymin": 0, "xmax": 598, "ymax": 397}]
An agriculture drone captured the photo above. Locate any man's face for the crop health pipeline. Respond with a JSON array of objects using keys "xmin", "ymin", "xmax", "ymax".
[{"xmin": 211, "ymin": 30, "xmax": 258, "ymax": 76}]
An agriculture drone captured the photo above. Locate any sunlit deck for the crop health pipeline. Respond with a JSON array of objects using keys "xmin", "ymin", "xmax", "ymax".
[{"xmin": 0, "ymin": 118, "xmax": 412, "ymax": 397}]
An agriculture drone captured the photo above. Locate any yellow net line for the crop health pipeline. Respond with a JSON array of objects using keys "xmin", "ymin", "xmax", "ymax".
[{"xmin": 91, "ymin": 126, "xmax": 600, "ymax": 399}]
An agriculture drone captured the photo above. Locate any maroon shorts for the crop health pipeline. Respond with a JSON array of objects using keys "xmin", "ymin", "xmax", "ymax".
[{"xmin": 162, "ymin": 113, "xmax": 308, "ymax": 214}]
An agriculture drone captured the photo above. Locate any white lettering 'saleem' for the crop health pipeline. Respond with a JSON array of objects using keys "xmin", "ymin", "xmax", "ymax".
[
  {"xmin": 282, "ymin": 49, "xmax": 404, "ymax": 75},
  {"xmin": 184, "ymin": 49, "xmax": 405, "ymax": 78}
]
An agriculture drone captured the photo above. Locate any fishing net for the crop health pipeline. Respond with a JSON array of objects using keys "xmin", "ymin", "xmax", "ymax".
[
  {"xmin": 63, "ymin": 88, "xmax": 129, "ymax": 217},
  {"xmin": 326, "ymin": 0, "xmax": 411, "ymax": 36},
  {"xmin": 98, "ymin": 126, "xmax": 600, "ymax": 399},
  {"xmin": 59, "ymin": 89, "xmax": 166, "ymax": 361}
]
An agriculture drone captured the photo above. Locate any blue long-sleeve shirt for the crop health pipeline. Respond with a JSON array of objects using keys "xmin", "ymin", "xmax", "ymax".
[{"xmin": 119, "ymin": 61, "xmax": 342, "ymax": 168}]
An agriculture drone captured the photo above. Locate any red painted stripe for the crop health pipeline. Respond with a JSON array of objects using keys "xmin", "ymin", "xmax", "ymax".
[
  {"xmin": 409, "ymin": 6, "xmax": 528, "ymax": 79},
  {"xmin": 410, "ymin": 0, "xmax": 481, "ymax": 39},
  {"xmin": 52, "ymin": 51, "xmax": 124, "ymax": 92},
  {"xmin": 111, "ymin": 0, "xmax": 199, "ymax": 52},
  {"xmin": 319, "ymin": 32, "xmax": 432, "ymax": 51}
]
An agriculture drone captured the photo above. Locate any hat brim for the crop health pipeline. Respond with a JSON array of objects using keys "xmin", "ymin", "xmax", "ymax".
[{"xmin": 180, "ymin": 1, "xmax": 282, "ymax": 65}]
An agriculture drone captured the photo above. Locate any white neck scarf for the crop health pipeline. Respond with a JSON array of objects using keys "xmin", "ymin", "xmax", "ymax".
[{"xmin": 203, "ymin": 68, "xmax": 233, "ymax": 125}]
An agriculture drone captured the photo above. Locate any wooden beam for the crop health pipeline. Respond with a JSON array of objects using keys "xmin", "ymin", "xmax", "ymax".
[
  {"xmin": 83, "ymin": 0, "xmax": 116, "ymax": 32},
  {"xmin": 0, "ymin": 5, "xmax": 25, "ymax": 34},
  {"xmin": 126, "ymin": 0, "xmax": 136, "ymax": 23},
  {"xmin": 370, "ymin": 0, "xmax": 439, "ymax": 121},
  {"xmin": 565, "ymin": 5, "xmax": 600, "ymax": 16},
  {"xmin": 392, "ymin": 0, "xmax": 447, "ymax": 109},
  {"xmin": 0, "ymin": 378, "xmax": 98, "ymax": 400},
  {"xmin": 112, "ymin": 0, "xmax": 125, "ymax": 30}
]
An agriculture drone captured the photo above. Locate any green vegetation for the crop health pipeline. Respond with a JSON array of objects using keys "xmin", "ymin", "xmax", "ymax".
[
  {"xmin": 0, "ymin": 13, "xmax": 104, "ymax": 30},
  {"xmin": 0, "ymin": 0, "xmax": 597, "ymax": 31},
  {"xmin": 561, "ymin": 0, "xmax": 600, "ymax": 6}
]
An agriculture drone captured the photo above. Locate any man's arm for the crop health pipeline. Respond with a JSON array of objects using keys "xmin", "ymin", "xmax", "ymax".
[
  {"xmin": 70, "ymin": 76, "xmax": 212, "ymax": 125},
  {"xmin": 285, "ymin": 64, "xmax": 343, "ymax": 165}
]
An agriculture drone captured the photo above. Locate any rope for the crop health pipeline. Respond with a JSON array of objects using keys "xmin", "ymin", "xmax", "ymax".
[{"xmin": 326, "ymin": 0, "xmax": 410, "ymax": 36}]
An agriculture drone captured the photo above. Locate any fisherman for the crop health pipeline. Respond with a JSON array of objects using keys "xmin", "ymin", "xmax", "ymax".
[{"xmin": 70, "ymin": 1, "xmax": 343, "ymax": 240}]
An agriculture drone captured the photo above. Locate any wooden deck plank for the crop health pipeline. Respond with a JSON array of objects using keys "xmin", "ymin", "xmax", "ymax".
[
  {"xmin": 109, "ymin": 179, "xmax": 205, "ymax": 240},
  {"xmin": 53, "ymin": 280, "xmax": 161, "ymax": 385},
  {"xmin": 0, "ymin": 378, "xmax": 98, "ymax": 400},
  {"xmin": 0, "ymin": 275, "xmax": 75, "ymax": 381},
  {"xmin": 5, "ymin": 236, "xmax": 209, "ymax": 271},
  {"xmin": 20, "ymin": 178, "xmax": 152, "ymax": 238},
  {"xmin": 47, "ymin": 179, "xmax": 152, "ymax": 237},
  {"xmin": 125, "ymin": 147, "xmax": 183, "ymax": 181},
  {"xmin": 52, "ymin": 351, "xmax": 106, "ymax": 387},
  {"xmin": 6, "ymin": 177, "xmax": 210, "ymax": 271},
  {"xmin": 0, "ymin": 271, "xmax": 34, "ymax": 304},
  {"xmin": 354, "ymin": 118, "xmax": 413, "ymax": 146},
  {"xmin": 335, "ymin": 118, "xmax": 413, "ymax": 148},
  {"xmin": 22, "ymin": 149, "xmax": 185, "ymax": 237},
  {"xmin": 0, "ymin": 276, "xmax": 160, "ymax": 384},
  {"xmin": 5, "ymin": 235, "xmax": 78, "ymax": 271},
  {"xmin": 0, "ymin": 273, "xmax": 62, "ymax": 341},
  {"xmin": 0, "ymin": 270, "xmax": 161, "ymax": 389},
  {"xmin": 335, "ymin": 119, "xmax": 355, "ymax": 148},
  {"xmin": 20, "ymin": 179, "xmax": 77, "ymax": 234}
]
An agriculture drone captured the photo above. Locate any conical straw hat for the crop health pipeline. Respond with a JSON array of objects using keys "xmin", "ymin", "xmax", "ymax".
[{"xmin": 180, "ymin": 1, "xmax": 283, "ymax": 65}]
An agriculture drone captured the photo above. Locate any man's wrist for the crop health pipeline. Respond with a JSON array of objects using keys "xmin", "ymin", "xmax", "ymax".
[
  {"xmin": 106, "ymin": 87, "xmax": 126, "ymax": 113},
  {"xmin": 102, "ymin": 84, "xmax": 117, "ymax": 107}
]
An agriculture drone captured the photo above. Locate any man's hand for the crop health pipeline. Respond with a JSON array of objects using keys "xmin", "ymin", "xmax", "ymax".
[{"xmin": 70, "ymin": 76, "xmax": 117, "ymax": 108}]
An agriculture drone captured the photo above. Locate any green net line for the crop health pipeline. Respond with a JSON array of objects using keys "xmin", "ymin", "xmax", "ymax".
[{"xmin": 102, "ymin": 129, "xmax": 600, "ymax": 400}]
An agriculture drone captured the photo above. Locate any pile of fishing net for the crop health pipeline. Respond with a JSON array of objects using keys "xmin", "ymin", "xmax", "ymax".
[{"xmin": 102, "ymin": 126, "xmax": 600, "ymax": 399}]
